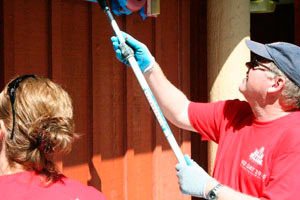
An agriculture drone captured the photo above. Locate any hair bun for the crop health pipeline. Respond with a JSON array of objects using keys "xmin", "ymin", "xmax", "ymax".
[{"xmin": 28, "ymin": 116, "xmax": 75, "ymax": 155}]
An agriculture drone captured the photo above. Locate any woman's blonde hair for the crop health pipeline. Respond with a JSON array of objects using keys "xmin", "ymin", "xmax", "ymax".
[{"xmin": 0, "ymin": 75, "xmax": 77, "ymax": 182}]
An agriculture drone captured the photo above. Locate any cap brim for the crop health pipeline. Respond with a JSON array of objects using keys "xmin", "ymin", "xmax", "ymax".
[{"xmin": 245, "ymin": 40, "xmax": 273, "ymax": 61}]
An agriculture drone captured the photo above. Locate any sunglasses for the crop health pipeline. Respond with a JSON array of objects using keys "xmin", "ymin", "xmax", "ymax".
[
  {"xmin": 245, "ymin": 59, "xmax": 277, "ymax": 74},
  {"xmin": 7, "ymin": 74, "xmax": 36, "ymax": 139}
]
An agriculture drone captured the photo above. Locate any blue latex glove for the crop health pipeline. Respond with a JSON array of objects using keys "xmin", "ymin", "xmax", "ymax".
[
  {"xmin": 111, "ymin": 32, "xmax": 155, "ymax": 73},
  {"xmin": 176, "ymin": 155, "xmax": 215, "ymax": 198}
]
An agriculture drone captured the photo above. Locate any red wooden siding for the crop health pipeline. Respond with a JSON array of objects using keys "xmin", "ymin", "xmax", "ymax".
[
  {"xmin": 296, "ymin": 0, "xmax": 300, "ymax": 45},
  {"xmin": 0, "ymin": 0, "xmax": 194, "ymax": 199}
]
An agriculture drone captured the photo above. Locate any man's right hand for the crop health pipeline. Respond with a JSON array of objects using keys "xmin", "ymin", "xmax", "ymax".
[{"xmin": 111, "ymin": 31, "xmax": 155, "ymax": 73}]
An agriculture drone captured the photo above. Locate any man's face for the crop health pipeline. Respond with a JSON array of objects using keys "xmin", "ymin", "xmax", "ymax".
[{"xmin": 239, "ymin": 59, "xmax": 277, "ymax": 102}]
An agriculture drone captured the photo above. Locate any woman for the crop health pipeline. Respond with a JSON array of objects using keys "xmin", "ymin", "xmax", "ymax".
[{"xmin": 0, "ymin": 75, "xmax": 106, "ymax": 200}]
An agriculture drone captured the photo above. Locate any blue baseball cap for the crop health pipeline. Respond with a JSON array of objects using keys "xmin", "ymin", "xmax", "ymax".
[{"xmin": 246, "ymin": 40, "xmax": 300, "ymax": 87}]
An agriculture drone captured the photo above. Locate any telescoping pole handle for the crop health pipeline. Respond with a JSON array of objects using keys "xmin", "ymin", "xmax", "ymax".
[
  {"xmin": 92, "ymin": 0, "xmax": 186, "ymax": 165},
  {"xmin": 126, "ymin": 57, "xmax": 186, "ymax": 165}
]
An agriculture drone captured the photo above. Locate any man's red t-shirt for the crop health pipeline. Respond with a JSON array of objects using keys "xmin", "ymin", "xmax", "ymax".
[
  {"xmin": 0, "ymin": 171, "xmax": 106, "ymax": 200},
  {"xmin": 188, "ymin": 100, "xmax": 300, "ymax": 200}
]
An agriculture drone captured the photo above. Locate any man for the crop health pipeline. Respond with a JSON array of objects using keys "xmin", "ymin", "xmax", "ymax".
[{"xmin": 111, "ymin": 32, "xmax": 300, "ymax": 200}]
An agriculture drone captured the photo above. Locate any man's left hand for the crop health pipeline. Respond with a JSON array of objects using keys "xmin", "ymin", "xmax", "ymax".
[{"xmin": 176, "ymin": 155, "xmax": 216, "ymax": 198}]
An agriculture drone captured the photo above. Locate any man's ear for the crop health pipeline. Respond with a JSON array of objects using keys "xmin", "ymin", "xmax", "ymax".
[{"xmin": 267, "ymin": 76, "xmax": 286, "ymax": 93}]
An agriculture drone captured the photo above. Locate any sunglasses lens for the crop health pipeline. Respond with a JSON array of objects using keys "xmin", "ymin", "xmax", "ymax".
[{"xmin": 246, "ymin": 61, "xmax": 256, "ymax": 69}]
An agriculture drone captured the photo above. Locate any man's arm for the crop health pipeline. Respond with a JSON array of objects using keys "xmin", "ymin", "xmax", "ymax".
[
  {"xmin": 144, "ymin": 63, "xmax": 195, "ymax": 131},
  {"xmin": 210, "ymin": 185, "xmax": 259, "ymax": 200},
  {"xmin": 206, "ymin": 181, "xmax": 260, "ymax": 200},
  {"xmin": 111, "ymin": 32, "xmax": 196, "ymax": 132}
]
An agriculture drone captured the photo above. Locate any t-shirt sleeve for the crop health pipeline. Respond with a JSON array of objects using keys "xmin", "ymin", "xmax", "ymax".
[
  {"xmin": 188, "ymin": 101, "xmax": 227, "ymax": 142},
  {"xmin": 188, "ymin": 100, "xmax": 251, "ymax": 143},
  {"xmin": 260, "ymin": 129, "xmax": 300, "ymax": 200}
]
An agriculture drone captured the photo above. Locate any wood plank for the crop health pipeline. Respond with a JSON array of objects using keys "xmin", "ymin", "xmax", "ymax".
[
  {"xmin": 13, "ymin": 0, "xmax": 49, "ymax": 75},
  {"xmin": 58, "ymin": 0, "xmax": 91, "ymax": 185},
  {"xmin": 49, "ymin": 0, "xmax": 64, "ymax": 171},
  {"xmin": 295, "ymin": 0, "xmax": 300, "ymax": 45},
  {"xmin": 179, "ymin": 0, "xmax": 192, "ymax": 155},
  {"xmin": 189, "ymin": 2, "xmax": 209, "ymax": 200},
  {"xmin": 50, "ymin": 0, "xmax": 63, "ymax": 81},
  {"xmin": 3, "ymin": 0, "xmax": 15, "ymax": 81},
  {"xmin": 90, "ymin": 2, "xmax": 127, "ymax": 199},
  {"xmin": 0, "ymin": 0, "xmax": 5, "ymax": 88},
  {"xmin": 125, "ymin": 12, "xmax": 155, "ymax": 200},
  {"xmin": 3, "ymin": 0, "xmax": 49, "ymax": 80}
]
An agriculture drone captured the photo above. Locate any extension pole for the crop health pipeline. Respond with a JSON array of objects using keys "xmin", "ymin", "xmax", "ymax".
[{"xmin": 88, "ymin": 0, "xmax": 186, "ymax": 165}]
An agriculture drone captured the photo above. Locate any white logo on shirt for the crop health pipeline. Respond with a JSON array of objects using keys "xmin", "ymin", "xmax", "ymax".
[{"xmin": 249, "ymin": 147, "xmax": 264, "ymax": 166}]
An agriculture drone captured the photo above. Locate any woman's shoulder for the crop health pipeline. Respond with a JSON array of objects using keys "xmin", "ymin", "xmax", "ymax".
[
  {"xmin": 52, "ymin": 176, "xmax": 107, "ymax": 200},
  {"xmin": 0, "ymin": 172, "xmax": 106, "ymax": 200}
]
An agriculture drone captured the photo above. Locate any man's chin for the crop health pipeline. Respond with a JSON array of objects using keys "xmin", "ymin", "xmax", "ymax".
[
  {"xmin": 238, "ymin": 85, "xmax": 244, "ymax": 93},
  {"xmin": 239, "ymin": 86, "xmax": 247, "ymax": 97}
]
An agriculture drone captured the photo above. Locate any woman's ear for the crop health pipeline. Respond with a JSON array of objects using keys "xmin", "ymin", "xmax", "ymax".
[{"xmin": 0, "ymin": 120, "xmax": 7, "ymax": 140}]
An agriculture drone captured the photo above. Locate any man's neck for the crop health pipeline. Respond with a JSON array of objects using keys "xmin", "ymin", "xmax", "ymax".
[{"xmin": 250, "ymin": 102, "xmax": 291, "ymax": 122}]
